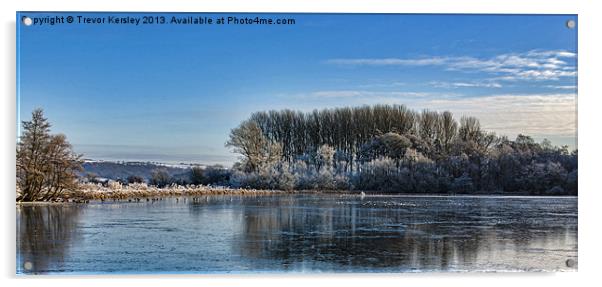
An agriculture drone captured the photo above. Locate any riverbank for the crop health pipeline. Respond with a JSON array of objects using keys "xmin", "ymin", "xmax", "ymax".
[
  {"xmin": 16, "ymin": 182, "xmax": 293, "ymax": 203},
  {"xmin": 16, "ymin": 182, "xmax": 576, "ymax": 203}
]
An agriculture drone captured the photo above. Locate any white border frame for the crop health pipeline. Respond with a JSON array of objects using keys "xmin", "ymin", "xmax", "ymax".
[{"xmin": 2, "ymin": 1, "xmax": 601, "ymax": 286}]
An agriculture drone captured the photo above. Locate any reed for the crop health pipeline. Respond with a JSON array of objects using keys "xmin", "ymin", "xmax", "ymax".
[{"xmin": 63, "ymin": 182, "xmax": 289, "ymax": 201}]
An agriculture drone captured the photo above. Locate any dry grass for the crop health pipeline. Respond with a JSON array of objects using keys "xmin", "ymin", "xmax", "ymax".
[{"xmin": 65, "ymin": 182, "xmax": 288, "ymax": 201}]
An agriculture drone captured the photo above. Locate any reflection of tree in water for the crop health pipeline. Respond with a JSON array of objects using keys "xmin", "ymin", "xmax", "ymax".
[
  {"xmin": 17, "ymin": 204, "xmax": 83, "ymax": 274},
  {"xmin": 234, "ymin": 195, "xmax": 576, "ymax": 271}
]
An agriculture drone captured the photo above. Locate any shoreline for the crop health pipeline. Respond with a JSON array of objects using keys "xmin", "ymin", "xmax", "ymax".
[
  {"xmin": 16, "ymin": 184, "xmax": 577, "ymax": 204},
  {"xmin": 17, "ymin": 185, "xmax": 294, "ymax": 203}
]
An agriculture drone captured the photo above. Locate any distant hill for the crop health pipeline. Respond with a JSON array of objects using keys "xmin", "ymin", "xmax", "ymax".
[{"xmin": 80, "ymin": 160, "xmax": 201, "ymax": 182}]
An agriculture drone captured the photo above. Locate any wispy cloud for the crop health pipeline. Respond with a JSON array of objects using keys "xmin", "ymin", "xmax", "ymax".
[
  {"xmin": 327, "ymin": 58, "xmax": 447, "ymax": 66},
  {"xmin": 544, "ymin": 85, "xmax": 577, "ymax": 90},
  {"xmin": 309, "ymin": 90, "xmax": 434, "ymax": 99},
  {"xmin": 327, "ymin": 49, "xmax": 577, "ymax": 82},
  {"xmin": 525, "ymin": 50, "xmax": 576, "ymax": 58},
  {"xmin": 429, "ymin": 81, "xmax": 503, "ymax": 89},
  {"xmin": 356, "ymin": 81, "xmax": 407, "ymax": 89}
]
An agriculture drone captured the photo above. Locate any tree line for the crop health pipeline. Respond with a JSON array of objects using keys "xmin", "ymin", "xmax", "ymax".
[
  {"xmin": 16, "ymin": 106, "xmax": 578, "ymax": 201},
  {"xmin": 225, "ymin": 104, "xmax": 577, "ymax": 195}
]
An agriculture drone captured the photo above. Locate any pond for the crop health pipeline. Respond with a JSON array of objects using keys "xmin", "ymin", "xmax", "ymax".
[{"xmin": 16, "ymin": 194, "xmax": 578, "ymax": 274}]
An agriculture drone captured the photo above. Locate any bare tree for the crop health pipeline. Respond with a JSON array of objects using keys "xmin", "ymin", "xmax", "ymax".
[
  {"xmin": 42, "ymin": 134, "xmax": 82, "ymax": 200},
  {"xmin": 17, "ymin": 109, "xmax": 82, "ymax": 201},
  {"xmin": 436, "ymin": 111, "xmax": 457, "ymax": 156}
]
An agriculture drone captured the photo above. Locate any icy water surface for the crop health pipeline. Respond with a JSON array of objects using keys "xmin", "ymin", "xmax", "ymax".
[{"xmin": 16, "ymin": 194, "xmax": 577, "ymax": 274}]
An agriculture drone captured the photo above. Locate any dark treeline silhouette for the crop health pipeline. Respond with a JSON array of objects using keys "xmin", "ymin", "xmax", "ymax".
[
  {"xmin": 149, "ymin": 165, "xmax": 231, "ymax": 188},
  {"xmin": 225, "ymin": 104, "xmax": 577, "ymax": 195}
]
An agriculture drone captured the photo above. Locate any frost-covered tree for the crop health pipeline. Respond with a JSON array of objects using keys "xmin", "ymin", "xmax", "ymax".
[
  {"xmin": 17, "ymin": 109, "xmax": 82, "ymax": 201},
  {"xmin": 436, "ymin": 111, "xmax": 458, "ymax": 156},
  {"xmin": 43, "ymin": 134, "xmax": 82, "ymax": 200},
  {"xmin": 149, "ymin": 169, "xmax": 171, "ymax": 187},
  {"xmin": 273, "ymin": 162, "xmax": 296, "ymax": 190},
  {"xmin": 316, "ymin": 144, "xmax": 335, "ymax": 171},
  {"xmin": 227, "ymin": 104, "xmax": 577, "ymax": 195},
  {"xmin": 226, "ymin": 120, "xmax": 282, "ymax": 172},
  {"xmin": 354, "ymin": 157, "xmax": 406, "ymax": 192},
  {"xmin": 418, "ymin": 110, "xmax": 439, "ymax": 149}
]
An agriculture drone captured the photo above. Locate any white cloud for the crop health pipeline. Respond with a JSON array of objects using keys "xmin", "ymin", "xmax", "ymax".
[
  {"xmin": 422, "ymin": 93, "xmax": 577, "ymax": 138},
  {"xmin": 311, "ymin": 90, "xmax": 366, "ymax": 98},
  {"xmin": 545, "ymin": 85, "xmax": 577, "ymax": 90},
  {"xmin": 430, "ymin": 81, "xmax": 502, "ymax": 89},
  {"xmin": 327, "ymin": 49, "xmax": 577, "ymax": 82},
  {"xmin": 356, "ymin": 81, "xmax": 406, "ymax": 88},
  {"xmin": 290, "ymin": 90, "xmax": 576, "ymax": 140},
  {"xmin": 309, "ymin": 90, "xmax": 434, "ymax": 99},
  {"xmin": 525, "ymin": 50, "xmax": 577, "ymax": 58},
  {"xmin": 326, "ymin": 58, "xmax": 447, "ymax": 66}
]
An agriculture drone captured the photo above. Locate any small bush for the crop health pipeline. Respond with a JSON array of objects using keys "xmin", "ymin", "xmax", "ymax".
[{"xmin": 127, "ymin": 175, "xmax": 145, "ymax": 184}]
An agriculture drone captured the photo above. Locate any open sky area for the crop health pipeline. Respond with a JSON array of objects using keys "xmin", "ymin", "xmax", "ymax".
[{"xmin": 17, "ymin": 13, "xmax": 577, "ymax": 165}]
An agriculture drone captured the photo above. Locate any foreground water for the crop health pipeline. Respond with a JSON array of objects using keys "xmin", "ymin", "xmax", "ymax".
[{"xmin": 16, "ymin": 194, "xmax": 577, "ymax": 274}]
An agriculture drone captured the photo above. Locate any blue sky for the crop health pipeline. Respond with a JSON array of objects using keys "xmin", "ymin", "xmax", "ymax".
[{"xmin": 17, "ymin": 13, "xmax": 577, "ymax": 165}]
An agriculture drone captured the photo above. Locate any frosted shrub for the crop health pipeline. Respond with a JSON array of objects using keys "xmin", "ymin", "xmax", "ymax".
[
  {"xmin": 228, "ymin": 170, "xmax": 246, "ymax": 188},
  {"xmin": 272, "ymin": 162, "xmax": 295, "ymax": 191},
  {"xmin": 334, "ymin": 173, "xmax": 351, "ymax": 190},
  {"xmin": 354, "ymin": 157, "xmax": 405, "ymax": 192},
  {"xmin": 79, "ymin": 182, "xmax": 100, "ymax": 191},
  {"xmin": 315, "ymin": 168, "xmax": 335, "ymax": 190},
  {"xmin": 108, "ymin": 180, "xmax": 123, "ymax": 190},
  {"xmin": 293, "ymin": 162, "xmax": 318, "ymax": 190},
  {"xmin": 128, "ymin": 182, "xmax": 148, "ymax": 190},
  {"xmin": 229, "ymin": 169, "xmax": 263, "ymax": 189},
  {"xmin": 316, "ymin": 144, "xmax": 335, "ymax": 170}
]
